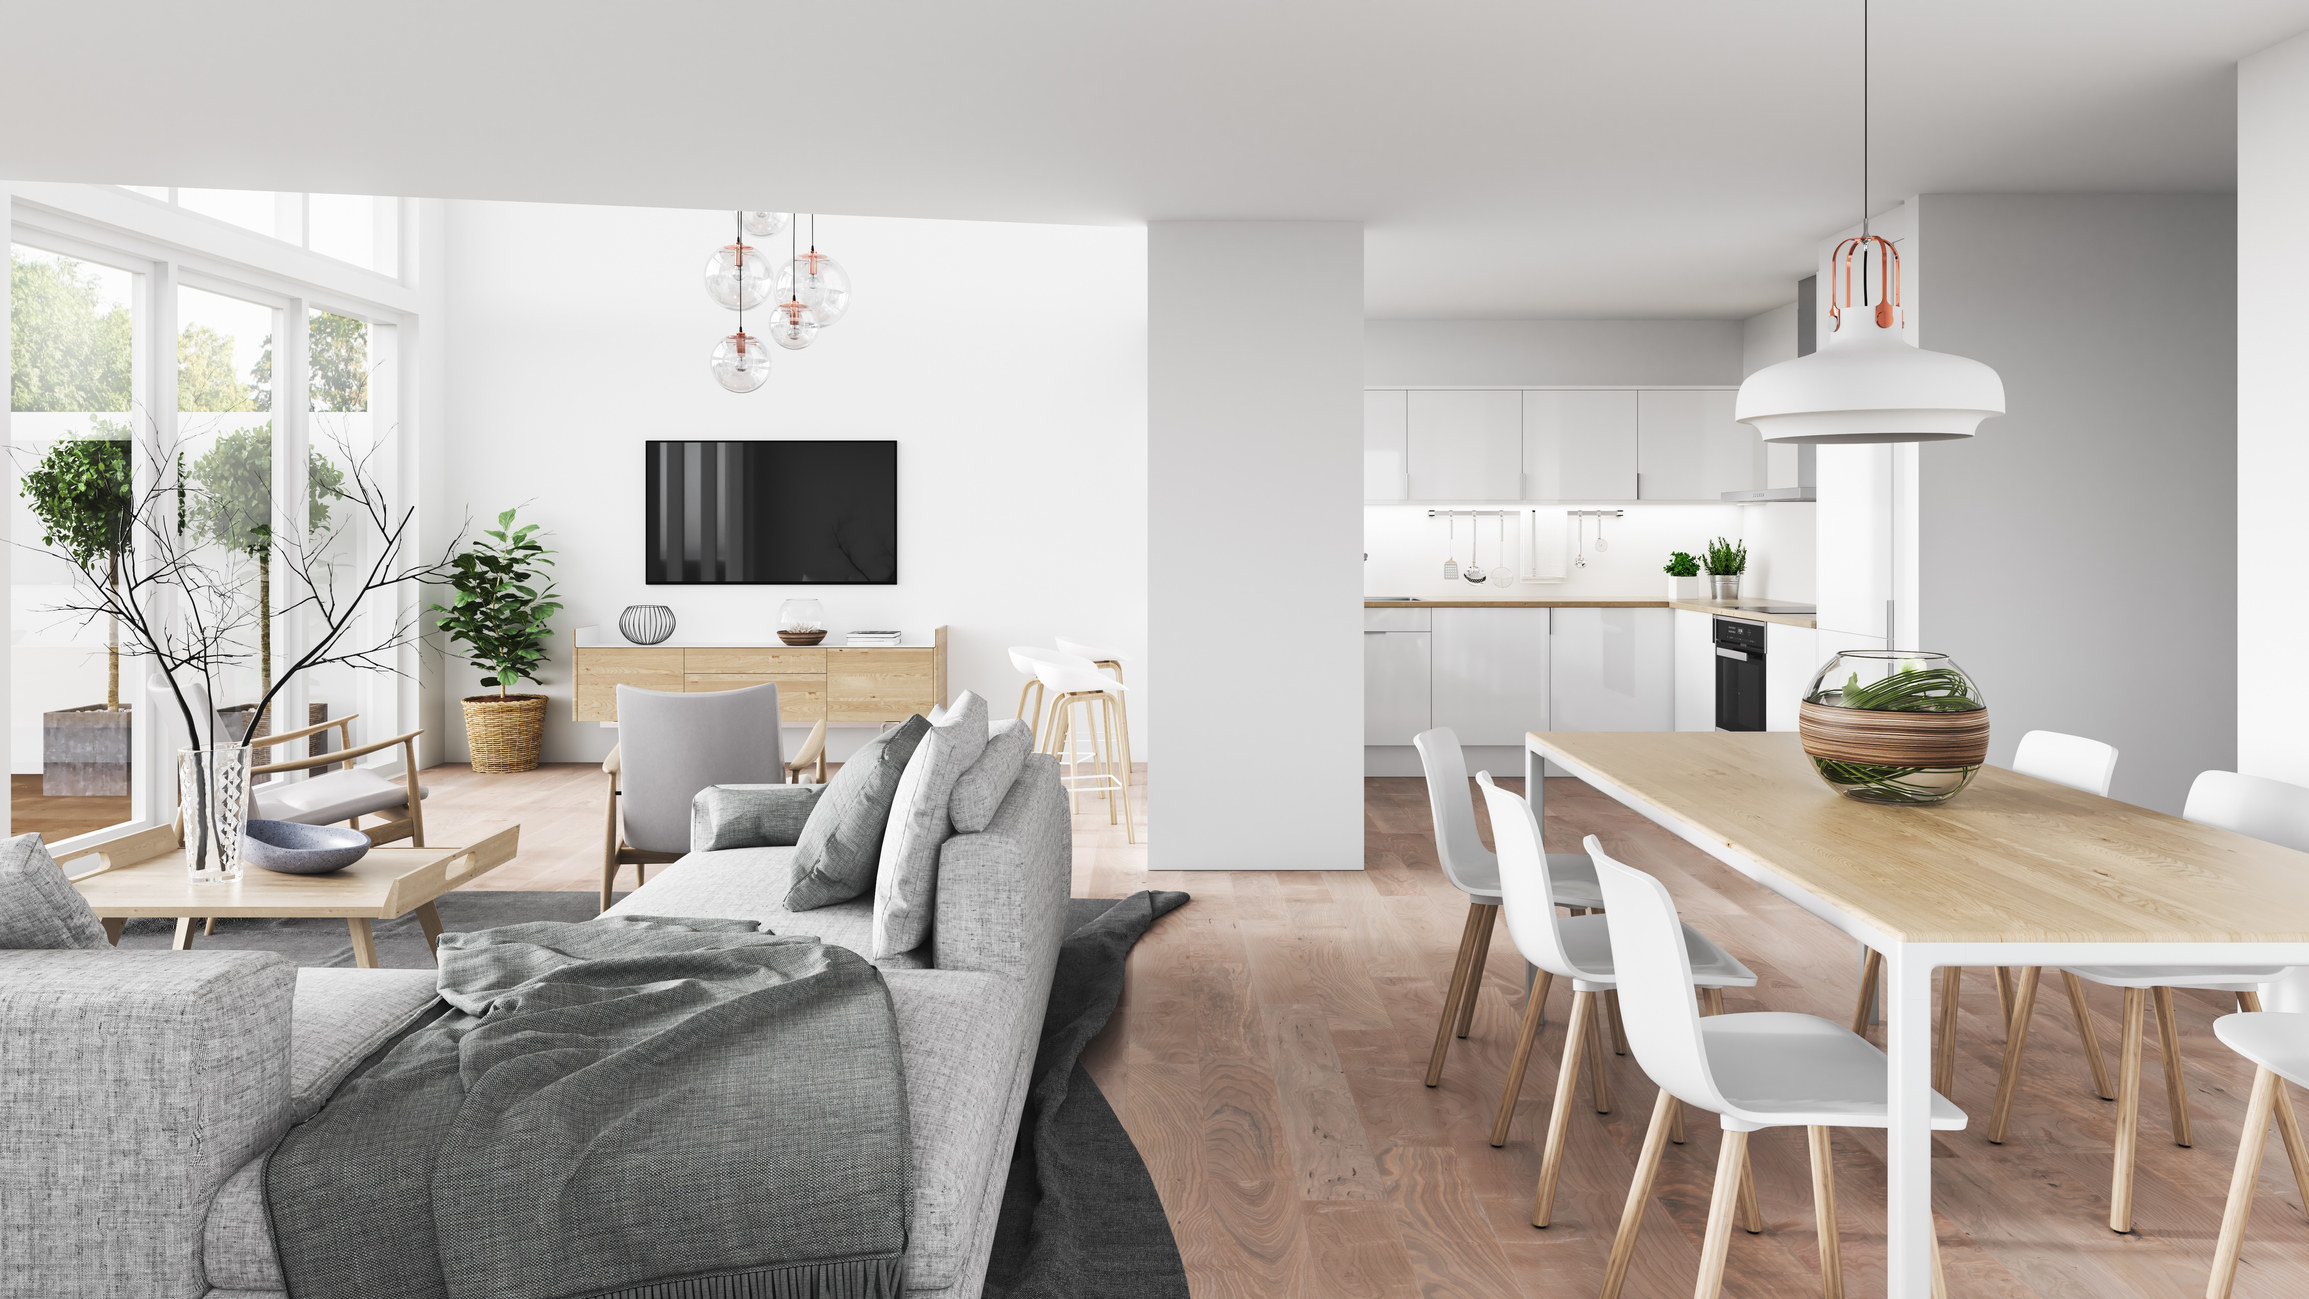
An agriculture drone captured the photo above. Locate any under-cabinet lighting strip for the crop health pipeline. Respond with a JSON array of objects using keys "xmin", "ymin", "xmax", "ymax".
[{"xmin": 1424, "ymin": 508, "xmax": 1623, "ymax": 519}]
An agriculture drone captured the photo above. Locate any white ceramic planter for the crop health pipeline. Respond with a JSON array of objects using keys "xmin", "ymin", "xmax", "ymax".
[{"xmin": 1667, "ymin": 576, "xmax": 1709, "ymax": 601}]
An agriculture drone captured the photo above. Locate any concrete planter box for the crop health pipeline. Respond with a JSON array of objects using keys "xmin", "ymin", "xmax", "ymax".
[{"xmin": 42, "ymin": 705, "xmax": 130, "ymax": 797}]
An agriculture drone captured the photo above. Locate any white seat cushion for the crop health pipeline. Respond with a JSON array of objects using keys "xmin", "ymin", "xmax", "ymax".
[
  {"xmin": 607, "ymin": 846, "xmax": 929, "ymax": 969},
  {"xmin": 252, "ymin": 767, "xmax": 427, "ymax": 826}
]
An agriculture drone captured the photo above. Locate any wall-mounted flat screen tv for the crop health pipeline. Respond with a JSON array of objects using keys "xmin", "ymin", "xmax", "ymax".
[{"xmin": 645, "ymin": 440, "xmax": 897, "ymax": 584}]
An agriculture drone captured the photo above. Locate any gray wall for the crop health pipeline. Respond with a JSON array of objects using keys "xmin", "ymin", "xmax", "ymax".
[
  {"xmin": 1917, "ymin": 194, "xmax": 2236, "ymax": 813},
  {"xmin": 1364, "ymin": 318, "xmax": 1741, "ymax": 387}
]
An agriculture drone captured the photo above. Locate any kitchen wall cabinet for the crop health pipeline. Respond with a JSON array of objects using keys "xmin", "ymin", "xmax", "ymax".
[
  {"xmin": 1522, "ymin": 390, "xmax": 1638, "ymax": 499},
  {"xmin": 1364, "ymin": 389, "xmax": 1409, "ymax": 502},
  {"xmin": 1431, "ymin": 607, "xmax": 1551, "ymax": 745},
  {"xmin": 1407, "ymin": 389, "xmax": 1523, "ymax": 500},
  {"xmin": 1550, "ymin": 607, "xmax": 1674, "ymax": 731},
  {"xmin": 1637, "ymin": 388, "xmax": 1762, "ymax": 500},
  {"xmin": 1672, "ymin": 609, "xmax": 1714, "ymax": 730},
  {"xmin": 1765, "ymin": 623, "xmax": 1817, "ymax": 732},
  {"xmin": 1364, "ymin": 606, "xmax": 1431, "ymax": 745}
]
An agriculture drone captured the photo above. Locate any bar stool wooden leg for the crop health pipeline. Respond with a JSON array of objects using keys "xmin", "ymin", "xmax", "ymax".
[
  {"xmin": 1599, "ymin": 1084, "xmax": 1678, "ymax": 1299},
  {"xmin": 2064, "ymin": 971, "xmax": 2118, "ymax": 1100},
  {"xmin": 1490, "ymin": 970, "xmax": 1554, "ymax": 1146},
  {"xmin": 2112, "ymin": 985, "xmax": 2148, "ymax": 1233},
  {"xmin": 1852, "ymin": 948, "xmax": 1883, "ymax": 1037},
  {"xmin": 1810, "ymin": 1126, "xmax": 1844, "ymax": 1299},
  {"xmin": 2152, "ymin": 986, "xmax": 2194, "ymax": 1147},
  {"xmin": 1424, "ymin": 904, "xmax": 1485, "ymax": 1087},
  {"xmin": 1099, "ymin": 693, "xmax": 1120, "ymax": 814},
  {"xmin": 1108, "ymin": 695, "xmax": 1138, "ymax": 844},
  {"xmin": 1456, "ymin": 904, "xmax": 1497, "ymax": 1040},
  {"xmin": 1695, "ymin": 1129, "xmax": 1752, "ymax": 1299},
  {"xmin": 1935, "ymin": 966, "xmax": 1963, "ymax": 1098},
  {"xmin": 2209, "ymin": 1065, "xmax": 2280, "ymax": 1299},
  {"xmin": 2237, "ymin": 991, "xmax": 2309, "ymax": 1210},
  {"xmin": 1986, "ymin": 965, "xmax": 2042, "ymax": 1143},
  {"xmin": 1014, "ymin": 678, "xmax": 1040, "ymax": 747},
  {"xmin": 1531, "ymin": 988, "xmax": 1595, "ymax": 1227}
]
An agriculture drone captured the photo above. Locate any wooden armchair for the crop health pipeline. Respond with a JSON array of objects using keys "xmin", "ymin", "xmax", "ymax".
[
  {"xmin": 600, "ymin": 718, "xmax": 828, "ymax": 912},
  {"xmin": 248, "ymin": 714, "xmax": 428, "ymax": 848}
]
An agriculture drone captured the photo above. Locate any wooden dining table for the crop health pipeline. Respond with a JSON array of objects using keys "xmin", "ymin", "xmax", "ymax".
[{"xmin": 1524, "ymin": 729, "xmax": 2309, "ymax": 1299}]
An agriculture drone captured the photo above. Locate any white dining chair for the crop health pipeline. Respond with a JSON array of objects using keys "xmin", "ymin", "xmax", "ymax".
[
  {"xmin": 1590, "ymin": 837, "xmax": 1964, "ymax": 1299},
  {"xmin": 1986, "ymin": 769, "xmax": 2309, "ymax": 1234},
  {"xmin": 1852, "ymin": 728, "xmax": 2121, "ymax": 1101},
  {"xmin": 1477, "ymin": 775, "xmax": 1758, "ymax": 1229},
  {"xmin": 1415, "ymin": 728, "xmax": 1606, "ymax": 1089},
  {"xmin": 2207, "ymin": 1009, "xmax": 2309, "ymax": 1299}
]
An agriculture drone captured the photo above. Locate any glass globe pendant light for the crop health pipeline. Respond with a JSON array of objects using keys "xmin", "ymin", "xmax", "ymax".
[
  {"xmin": 767, "ymin": 297, "xmax": 821, "ymax": 350},
  {"xmin": 777, "ymin": 214, "xmax": 852, "ymax": 326},
  {"xmin": 703, "ymin": 210, "xmax": 775, "ymax": 311},
  {"xmin": 742, "ymin": 210, "xmax": 792, "ymax": 240},
  {"xmin": 710, "ymin": 331, "xmax": 772, "ymax": 391},
  {"xmin": 1733, "ymin": 0, "xmax": 2003, "ymax": 445}
]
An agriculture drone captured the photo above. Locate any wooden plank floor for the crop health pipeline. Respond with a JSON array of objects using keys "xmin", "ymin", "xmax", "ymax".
[{"xmin": 420, "ymin": 763, "xmax": 2309, "ymax": 1297}]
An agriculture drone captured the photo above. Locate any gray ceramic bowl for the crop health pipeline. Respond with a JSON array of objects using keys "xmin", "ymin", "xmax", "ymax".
[{"xmin": 243, "ymin": 820, "xmax": 372, "ymax": 875}]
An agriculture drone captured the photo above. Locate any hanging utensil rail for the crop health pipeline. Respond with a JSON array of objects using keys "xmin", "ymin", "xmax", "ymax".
[{"xmin": 1426, "ymin": 508, "xmax": 1623, "ymax": 518}]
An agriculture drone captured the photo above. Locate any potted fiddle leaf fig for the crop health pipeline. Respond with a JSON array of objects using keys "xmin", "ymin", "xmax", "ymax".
[{"xmin": 429, "ymin": 509, "xmax": 561, "ymax": 773}]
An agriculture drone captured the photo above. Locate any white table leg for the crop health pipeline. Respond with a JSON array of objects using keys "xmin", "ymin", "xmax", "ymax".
[
  {"xmin": 1525, "ymin": 743, "xmax": 1544, "ymax": 808},
  {"xmin": 2263, "ymin": 967, "xmax": 2309, "ymax": 1014},
  {"xmin": 1885, "ymin": 945, "xmax": 1935, "ymax": 1298}
]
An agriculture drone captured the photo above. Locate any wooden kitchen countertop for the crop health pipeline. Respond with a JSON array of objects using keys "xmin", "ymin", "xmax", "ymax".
[{"xmin": 1366, "ymin": 598, "xmax": 1817, "ymax": 629}]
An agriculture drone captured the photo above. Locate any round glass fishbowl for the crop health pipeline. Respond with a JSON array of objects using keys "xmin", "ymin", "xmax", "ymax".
[
  {"xmin": 1797, "ymin": 650, "xmax": 1990, "ymax": 806},
  {"xmin": 777, "ymin": 599, "xmax": 826, "ymax": 646}
]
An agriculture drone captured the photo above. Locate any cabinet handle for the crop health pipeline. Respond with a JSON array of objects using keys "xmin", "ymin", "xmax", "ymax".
[{"xmin": 1715, "ymin": 648, "xmax": 1749, "ymax": 661}]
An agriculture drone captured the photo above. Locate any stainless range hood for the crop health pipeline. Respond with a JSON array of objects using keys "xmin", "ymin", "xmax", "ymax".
[{"xmin": 1723, "ymin": 274, "xmax": 1819, "ymax": 503}]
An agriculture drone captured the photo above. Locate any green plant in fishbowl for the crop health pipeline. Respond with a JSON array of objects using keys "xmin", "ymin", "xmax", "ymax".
[{"xmin": 1798, "ymin": 651, "xmax": 1990, "ymax": 806}]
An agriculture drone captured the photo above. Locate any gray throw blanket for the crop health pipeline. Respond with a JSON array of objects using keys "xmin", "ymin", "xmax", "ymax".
[{"xmin": 265, "ymin": 916, "xmax": 909, "ymax": 1299}]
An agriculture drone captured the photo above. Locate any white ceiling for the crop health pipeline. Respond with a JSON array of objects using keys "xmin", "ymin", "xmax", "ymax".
[{"xmin": 5, "ymin": 1, "xmax": 2303, "ymax": 319}]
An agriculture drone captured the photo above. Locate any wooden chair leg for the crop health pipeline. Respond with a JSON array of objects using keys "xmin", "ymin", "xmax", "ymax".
[
  {"xmin": 1701, "ymin": 985, "xmax": 1727, "ymax": 1016},
  {"xmin": 2238, "ymin": 991, "xmax": 2309, "ymax": 1210},
  {"xmin": 2152, "ymin": 986, "xmax": 2194, "ymax": 1147},
  {"xmin": 2112, "ymin": 985, "xmax": 2148, "ymax": 1233},
  {"xmin": 1986, "ymin": 965, "xmax": 2042, "ymax": 1143},
  {"xmin": 1996, "ymin": 967, "xmax": 2018, "ymax": 1032},
  {"xmin": 1738, "ymin": 1153, "xmax": 1766, "ymax": 1234},
  {"xmin": 1490, "ymin": 970, "xmax": 1553, "ymax": 1146},
  {"xmin": 2064, "ymin": 970, "xmax": 2118, "ymax": 1100},
  {"xmin": 1695, "ymin": 1129, "xmax": 1752, "ymax": 1299},
  {"xmin": 1935, "ymin": 966, "xmax": 1963, "ymax": 1098},
  {"xmin": 1424, "ymin": 903, "xmax": 1484, "ymax": 1087},
  {"xmin": 1456, "ymin": 904, "xmax": 1497, "ymax": 1040},
  {"xmin": 1584, "ymin": 992, "xmax": 1614, "ymax": 1114},
  {"xmin": 1531, "ymin": 989, "xmax": 1595, "ymax": 1227},
  {"xmin": 1600, "ymin": 1085, "xmax": 1679, "ymax": 1299},
  {"xmin": 1852, "ymin": 948, "xmax": 1883, "ymax": 1037},
  {"xmin": 1810, "ymin": 1127, "xmax": 1844, "ymax": 1299},
  {"xmin": 1605, "ymin": 989, "xmax": 1631, "ymax": 1056},
  {"xmin": 2209, "ymin": 1065, "xmax": 2280, "ymax": 1299},
  {"xmin": 601, "ymin": 769, "xmax": 622, "ymax": 914},
  {"xmin": 1931, "ymin": 1221, "xmax": 1949, "ymax": 1299}
]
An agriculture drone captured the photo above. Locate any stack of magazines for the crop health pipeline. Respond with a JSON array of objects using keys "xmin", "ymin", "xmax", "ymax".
[{"xmin": 844, "ymin": 630, "xmax": 905, "ymax": 646}]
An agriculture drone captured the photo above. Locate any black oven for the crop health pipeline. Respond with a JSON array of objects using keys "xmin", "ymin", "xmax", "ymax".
[{"xmin": 1713, "ymin": 617, "xmax": 1767, "ymax": 732}]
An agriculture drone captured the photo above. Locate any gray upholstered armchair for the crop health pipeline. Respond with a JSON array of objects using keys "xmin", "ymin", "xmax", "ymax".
[{"xmin": 599, "ymin": 682, "xmax": 798, "ymax": 911}]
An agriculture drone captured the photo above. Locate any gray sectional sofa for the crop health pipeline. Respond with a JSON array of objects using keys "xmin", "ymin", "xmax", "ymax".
[{"xmin": 0, "ymin": 751, "xmax": 1072, "ymax": 1299}]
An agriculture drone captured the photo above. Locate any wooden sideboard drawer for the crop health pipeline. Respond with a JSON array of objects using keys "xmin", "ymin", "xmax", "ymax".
[
  {"xmin": 826, "ymin": 649, "xmax": 938, "ymax": 723},
  {"xmin": 685, "ymin": 647, "xmax": 826, "ymax": 674},
  {"xmin": 575, "ymin": 648, "xmax": 684, "ymax": 721},
  {"xmin": 683, "ymin": 673, "xmax": 826, "ymax": 722}
]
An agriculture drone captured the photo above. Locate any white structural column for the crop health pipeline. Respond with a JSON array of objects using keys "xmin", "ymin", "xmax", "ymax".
[{"xmin": 1148, "ymin": 222, "xmax": 1363, "ymax": 870}]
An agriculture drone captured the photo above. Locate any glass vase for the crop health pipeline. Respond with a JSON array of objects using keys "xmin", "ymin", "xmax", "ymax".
[
  {"xmin": 180, "ymin": 744, "xmax": 254, "ymax": 882},
  {"xmin": 1797, "ymin": 651, "xmax": 1989, "ymax": 806},
  {"xmin": 778, "ymin": 599, "xmax": 826, "ymax": 646}
]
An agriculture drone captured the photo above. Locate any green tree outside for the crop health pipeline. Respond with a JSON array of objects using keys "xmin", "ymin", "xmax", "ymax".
[
  {"xmin": 10, "ymin": 251, "xmax": 132, "ymax": 413},
  {"xmin": 21, "ymin": 420, "xmax": 135, "ymax": 709},
  {"xmin": 178, "ymin": 323, "xmax": 257, "ymax": 413},
  {"xmin": 188, "ymin": 428, "xmax": 348, "ymax": 695},
  {"xmin": 252, "ymin": 313, "xmax": 368, "ymax": 413}
]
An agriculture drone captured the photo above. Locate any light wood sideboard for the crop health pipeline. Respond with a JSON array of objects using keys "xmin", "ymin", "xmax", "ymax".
[{"xmin": 574, "ymin": 627, "xmax": 947, "ymax": 725}]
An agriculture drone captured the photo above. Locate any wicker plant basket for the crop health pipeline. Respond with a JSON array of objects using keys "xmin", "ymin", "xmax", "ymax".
[{"xmin": 461, "ymin": 694, "xmax": 548, "ymax": 774}]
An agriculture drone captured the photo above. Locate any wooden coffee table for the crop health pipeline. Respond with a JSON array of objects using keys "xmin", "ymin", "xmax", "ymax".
[{"xmin": 66, "ymin": 824, "xmax": 521, "ymax": 967}]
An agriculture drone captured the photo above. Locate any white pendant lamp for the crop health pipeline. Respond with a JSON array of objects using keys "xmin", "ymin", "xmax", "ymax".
[{"xmin": 1734, "ymin": 1, "xmax": 2003, "ymax": 445}]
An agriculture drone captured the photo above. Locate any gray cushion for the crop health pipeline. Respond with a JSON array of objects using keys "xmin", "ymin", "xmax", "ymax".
[
  {"xmin": 609, "ymin": 846, "xmax": 929, "ymax": 970},
  {"xmin": 949, "ymin": 718, "xmax": 1031, "ymax": 834},
  {"xmin": 873, "ymin": 692, "xmax": 989, "ymax": 959},
  {"xmin": 693, "ymin": 783, "xmax": 824, "ymax": 851},
  {"xmin": 785, "ymin": 715, "xmax": 931, "ymax": 911},
  {"xmin": 0, "ymin": 833, "xmax": 107, "ymax": 950},
  {"xmin": 252, "ymin": 766, "xmax": 427, "ymax": 826}
]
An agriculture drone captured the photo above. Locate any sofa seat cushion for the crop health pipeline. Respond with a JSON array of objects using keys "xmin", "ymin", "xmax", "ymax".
[
  {"xmin": 252, "ymin": 767, "xmax": 427, "ymax": 827},
  {"xmin": 606, "ymin": 846, "xmax": 929, "ymax": 969},
  {"xmin": 203, "ymin": 969, "xmax": 1028, "ymax": 1296}
]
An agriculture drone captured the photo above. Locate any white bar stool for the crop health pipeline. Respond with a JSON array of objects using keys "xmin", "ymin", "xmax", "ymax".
[
  {"xmin": 1413, "ymin": 728, "xmax": 1605, "ymax": 1089},
  {"xmin": 1057, "ymin": 637, "xmax": 1135, "ymax": 811},
  {"xmin": 2207, "ymin": 1009, "xmax": 2309, "ymax": 1298},
  {"xmin": 1033, "ymin": 657, "xmax": 1137, "ymax": 844},
  {"xmin": 1477, "ymin": 774, "xmax": 1757, "ymax": 1229},
  {"xmin": 1007, "ymin": 645, "xmax": 1066, "ymax": 748},
  {"xmin": 1591, "ymin": 836, "xmax": 1964, "ymax": 1299}
]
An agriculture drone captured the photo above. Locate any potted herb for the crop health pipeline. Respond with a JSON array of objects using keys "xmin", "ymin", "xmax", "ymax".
[
  {"xmin": 21, "ymin": 422, "xmax": 134, "ymax": 795},
  {"xmin": 1703, "ymin": 536, "xmax": 1748, "ymax": 601},
  {"xmin": 1663, "ymin": 550, "xmax": 1705, "ymax": 602},
  {"xmin": 429, "ymin": 509, "xmax": 562, "ymax": 773}
]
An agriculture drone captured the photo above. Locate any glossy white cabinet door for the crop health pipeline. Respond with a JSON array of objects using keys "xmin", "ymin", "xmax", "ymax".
[
  {"xmin": 1765, "ymin": 623, "xmax": 1818, "ymax": 732},
  {"xmin": 1814, "ymin": 444, "xmax": 1894, "ymax": 638},
  {"xmin": 1364, "ymin": 389, "xmax": 1408, "ymax": 502},
  {"xmin": 1550, "ymin": 607, "xmax": 1675, "ymax": 731},
  {"xmin": 1673, "ymin": 609, "xmax": 1715, "ymax": 731},
  {"xmin": 1637, "ymin": 389, "xmax": 1762, "ymax": 499},
  {"xmin": 1408, "ymin": 390, "xmax": 1523, "ymax": 500},
  {"xmin": 1522, "ymin": 389, "xmax": 1638, "ymax": 499},
  {"xmin": 1430, "ymin": 607, "xmax": 1550, "ymax": 745},
  {"xmin": 1364, "ymin": 631, "xmax": 1432, "ymax": 744}
]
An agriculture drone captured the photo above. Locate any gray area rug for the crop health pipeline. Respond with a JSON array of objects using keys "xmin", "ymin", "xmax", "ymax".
[{"xmin": 122, "ymin": 888, "xmax": 1192, "ymax": 1297}]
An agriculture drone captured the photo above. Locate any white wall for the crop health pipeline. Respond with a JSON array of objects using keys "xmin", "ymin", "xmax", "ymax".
[
  {"xmin": 2240, "ymin": 33, "xmax": 2309, "ymax": 790},
  {"xmin": 1740, "ymin": 301, "xmax": 1798, "ymax": 377},
  {"xmin": 1916, "ymin": 194, "xmax": 2236, "ymax": 812},
  {"xmin": 438, "ymin": 202, "xmax": 1148, "ymax": 764},
  {"xmin": 1151, "ymin": 222, "xmax": 1362, "ymax": 870},
  {"xmin": 1364, "ymin": 319, "xmax": 1742, "ymax": 387}
]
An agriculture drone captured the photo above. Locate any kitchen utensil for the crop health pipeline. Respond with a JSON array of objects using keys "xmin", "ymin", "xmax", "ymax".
[
  {"xmin": 1490, "ymin": 513, "xmax": 1518, "ymax": 587},
  {"xmin": 1463, "ymin": 515, "xmax": 1487, "ymax": 583},
  {"xmin": 1594, "ymin": 511, "xmax": 1610, "ymax": 552},
  {"xmin": 1573, "ymin": 514, "xmax": 1588, "ymax": 568},
  {"xmin": 1443, "ymin": 514, "xmax": 1459, "ymax": 582}
]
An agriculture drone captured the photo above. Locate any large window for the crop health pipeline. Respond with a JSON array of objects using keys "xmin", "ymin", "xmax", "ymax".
[{"xmin": 122, "ymin": 186, "xmax": 401, "ymax": 277}]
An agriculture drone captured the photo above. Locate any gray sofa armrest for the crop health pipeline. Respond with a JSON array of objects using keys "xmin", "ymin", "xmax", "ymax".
[
  {"xmin": 691, "ymin": 782, "xmax": 824, "ymax": 851},
  {"xmin": 931, "ymin": 753, "xmax": 1070, "ymax": 990},
  {"xmin": 0, "ymin": 949, "xmax": 296, "ymax": 1299}
]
